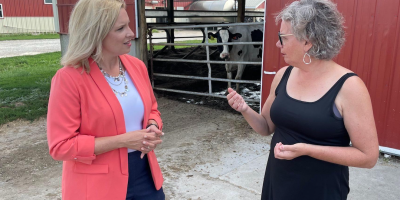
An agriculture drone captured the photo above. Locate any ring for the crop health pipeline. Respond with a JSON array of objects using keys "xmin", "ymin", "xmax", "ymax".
[{"xmin": 147, "ymin": 146, "xmax": 150, "ymax": 149}]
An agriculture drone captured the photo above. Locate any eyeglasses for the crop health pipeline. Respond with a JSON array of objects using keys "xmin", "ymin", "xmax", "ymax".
[{"xmin": 278, "ymin": 32, "xmax": 294, "ymax": 46}]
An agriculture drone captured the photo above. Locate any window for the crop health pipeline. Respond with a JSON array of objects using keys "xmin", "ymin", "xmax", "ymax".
[
  {"xmin": 44, "ymin": 0, "xmax": 52, "ymax": 4},
  {"xmin": 0, "ymin": 4, "xmax": 3, "ymax": 18}
]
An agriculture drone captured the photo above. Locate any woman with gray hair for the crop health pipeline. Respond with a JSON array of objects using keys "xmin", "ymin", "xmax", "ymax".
[
  {"xmin": 226, "ymin": 0, "xmax": 379, "ymax": 199},
  {"xmin": 47, "ymin": 0, "xmax": 165, "ymax": 199}
]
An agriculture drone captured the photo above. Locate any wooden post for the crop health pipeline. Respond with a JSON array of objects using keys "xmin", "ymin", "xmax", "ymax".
[
  {"xmin": 138, "ymin": 0, "xmax": 148, "ymax": 66},
  {"xmin": 237, "ymin": 0, "xmax": 246, "ymax": 23}
]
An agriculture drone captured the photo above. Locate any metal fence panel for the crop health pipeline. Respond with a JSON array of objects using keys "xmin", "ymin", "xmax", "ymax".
[{"xmin": 149, "ymin": 23, "xmax": 263, "ymax": 103}]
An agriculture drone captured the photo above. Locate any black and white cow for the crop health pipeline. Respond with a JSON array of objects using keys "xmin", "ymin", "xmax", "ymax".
[{"xmin": 208, "ymin": 25, "xmax": 263, "ymax": 91}]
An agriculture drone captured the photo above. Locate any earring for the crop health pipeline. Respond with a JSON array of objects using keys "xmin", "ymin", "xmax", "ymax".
[{"xmin": 303, "ymin": 53, "xmax": 311, "ymax": 64}]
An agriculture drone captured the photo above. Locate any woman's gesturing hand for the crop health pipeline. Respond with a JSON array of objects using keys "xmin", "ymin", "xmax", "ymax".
[{"xmin": 226, "ymin": 88, "xmax": 249, "ymax": 113}]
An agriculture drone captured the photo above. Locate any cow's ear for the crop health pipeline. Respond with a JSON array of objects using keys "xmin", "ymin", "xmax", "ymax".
[
  {"xmin": 232, "ymin": 33, "xmax": 242, "ymax": 40},
  {"xmin": 208, "ymin": 32, "xmax": 217, "ymax": 40}
]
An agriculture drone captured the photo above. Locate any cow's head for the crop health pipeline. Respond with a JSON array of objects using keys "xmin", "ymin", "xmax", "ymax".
[{"xmin": 208, "ymin": 28, "xmax": 242, "ymax": 59}]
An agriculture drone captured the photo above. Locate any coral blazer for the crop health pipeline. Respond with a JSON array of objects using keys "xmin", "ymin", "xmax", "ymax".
[{"xmin": 47, "ymin": 55, "xmax": 163, "ymax": 200}]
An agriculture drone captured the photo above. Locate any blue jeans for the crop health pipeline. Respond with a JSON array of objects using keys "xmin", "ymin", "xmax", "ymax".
[{"xmin": 126, "ymin": 151, "xmax": 165, "ymax": 200}]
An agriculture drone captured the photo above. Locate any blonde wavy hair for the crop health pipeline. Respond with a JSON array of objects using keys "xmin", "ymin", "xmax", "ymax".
[{"xmin": 61, "ymin": 0, "xmax": 126, "ymax": 72}]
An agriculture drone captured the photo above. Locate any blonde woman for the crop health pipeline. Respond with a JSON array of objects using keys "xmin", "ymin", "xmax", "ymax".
[
  {"xmin": 47, "ymin": 0, "xmax": 165, "ymax": 199},
  {"xmin": 227, "ymin": 0, "xmax": 379, "ymax": 199}
]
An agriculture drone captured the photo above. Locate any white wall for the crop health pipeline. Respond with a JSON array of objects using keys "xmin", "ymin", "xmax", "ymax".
[{"xmin": 0, "ymin": 17, "xmax": 56, "ymax": 34}]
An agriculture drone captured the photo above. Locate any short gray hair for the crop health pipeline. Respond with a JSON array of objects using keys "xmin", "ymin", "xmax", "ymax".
[{"xmin": 276, "ymin": 0, "xmax": 345, "ymax": 60}]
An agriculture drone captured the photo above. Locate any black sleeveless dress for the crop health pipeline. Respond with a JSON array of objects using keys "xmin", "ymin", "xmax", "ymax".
[{"xmin": 261, "ymin": 66, "xmax": 356, "ymax": 200}]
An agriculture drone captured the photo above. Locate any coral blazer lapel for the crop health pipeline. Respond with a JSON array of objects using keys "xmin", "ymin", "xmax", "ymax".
[
  {"xmin": 88, "ymin": 57, "xmax": 129, "ymax": 175},
  {"xmin": 88, "ymin": 57, "xmax": 126, "ymax": 134}
]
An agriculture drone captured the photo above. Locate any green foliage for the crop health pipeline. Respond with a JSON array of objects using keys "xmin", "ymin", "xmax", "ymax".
[
  {"xmin": 0, "ymin": 39, "xmax": 217, "ymax": 125},
  {"xmin": 0, "ymin": 33, "xmax": 60, "ymax": 41},
  {"xmin": 0, "ymin": 52, "xmax": 62, "ymax": 125}
]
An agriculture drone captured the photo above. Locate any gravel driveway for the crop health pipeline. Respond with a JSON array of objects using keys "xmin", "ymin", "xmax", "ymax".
[
  {"xmin": 0, "ymin": 30, "xmax": 204, "ymax": 59},
  {"xmin": 0, "ymin": 39, "xmax": 61, "ymax": 58}
]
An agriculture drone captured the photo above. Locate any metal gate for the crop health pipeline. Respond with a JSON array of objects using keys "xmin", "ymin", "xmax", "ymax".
[{"xmin": 148, "ymin": 22, "xmax": 264, "ymax": 103}]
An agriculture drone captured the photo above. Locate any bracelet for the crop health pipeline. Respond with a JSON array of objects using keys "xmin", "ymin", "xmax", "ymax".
[{"xmin": 146, "ymin": 123, "xmax": 159, "ymax": 129}]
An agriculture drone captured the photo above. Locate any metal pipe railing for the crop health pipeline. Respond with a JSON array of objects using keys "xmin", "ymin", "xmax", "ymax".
[
  {"xmin": 154, "ymin": 73, "xmax": 260, "ymax": 84},
  {"xmin": 150, "ymin": 36, "xmax": 204, "ymax": 40},
  {"xmin": 152, "ymin": 22, "xmax": 263, "ymax": 30},
  {"xmin": 152, "ymin": 42, "xmax": 263, "ymax": 46},
  {"xmin": 152, "ymin": 58, "xmax": 261, "ymax": 65},
  {"xmin": 153, "ymin": 87, "xmax": 260, "ymax": 103},
  {"xmin": 205, "ymin": 26, "xmax": 213, "ymax": 94},
  {"xmin": 149, "ymin": 22, "xmax": 263, "ymax": 103}
]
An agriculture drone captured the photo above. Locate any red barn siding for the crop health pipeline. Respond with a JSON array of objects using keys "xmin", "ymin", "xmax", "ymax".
[
  {"xmin": 58, "ymin": 0, "xmax": 137, "ymax": 38},
  {"xmin": 174, "ymin": 1, "xmax": 192, "ymax": 9},
  {"xmin": 262, "ymin": 0, "xmax": 400, "ymax": 150},
  {"xmin": 57, "ymin": 0, "xmax": 76, "ymax": 34},
  {"xmin": 257, "ymin": 1, "xmax": 266, "ymax": 9},
  {"xmin": 0, "ymin": 0, "xmax": 53, "ymax": 17},
  {"xmin": 125, "ymin": 0, "xmax": 137, "ymax": 38}
]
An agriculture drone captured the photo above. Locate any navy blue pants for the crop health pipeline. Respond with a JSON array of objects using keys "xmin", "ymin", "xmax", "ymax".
[{"xmin": 126, "ymin": 151, "xmax": 165, "ymax": 200}]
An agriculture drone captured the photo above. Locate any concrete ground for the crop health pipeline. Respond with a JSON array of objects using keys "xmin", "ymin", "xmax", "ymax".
[{"xmin": 0, "ymin": 97, "xmax": 399, "ymax": 200}]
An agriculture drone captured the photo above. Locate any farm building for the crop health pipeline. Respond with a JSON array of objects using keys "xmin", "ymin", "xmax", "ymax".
[{"xmin": 0, "ymin": 0, "xmax": 56, "ymax": 33}]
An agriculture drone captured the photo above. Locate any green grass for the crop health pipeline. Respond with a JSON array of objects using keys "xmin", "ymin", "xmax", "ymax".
[
  {"xmin": 0, "ymin": 33, "xmax": 60, "ymax": 41},
  {"xmin": 0, "ymin": 52, "xmax": 62, "ymax": 125},
  {"xmin": 148, "ymin": 39, "xmax": 216, "ymax": 51},
  {"xmin": 0, "ymin": 39, "xmax": 212, "ymax": 125}
]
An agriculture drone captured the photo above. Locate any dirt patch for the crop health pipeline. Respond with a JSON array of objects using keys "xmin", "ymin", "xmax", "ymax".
[
  {"xmin": 0, "ymin": 97, "xmax": 268, "ymax": 200},
  {"xmin": 1, "ymin": 97, "xmax": 400, "ymax": 200},
  {"xmin": 14, "ymin": 102, "xmax": 25, "ymax": 107},
  {"xmin": 0, "ymin": 118, "xmax": 62, "ymax": 200}
]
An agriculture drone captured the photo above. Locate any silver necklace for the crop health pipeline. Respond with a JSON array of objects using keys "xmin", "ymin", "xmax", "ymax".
[
  {"xmin": 98, "ymin": 59, "xmax": 129, "ymax": 97},
  {"xmin": 100, "ymin": 61, "xmax": 124, "ymax": 82}
]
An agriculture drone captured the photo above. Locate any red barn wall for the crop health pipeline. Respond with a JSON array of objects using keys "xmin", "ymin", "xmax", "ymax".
[
  {"xmin": 0, "ymin": 0, "xmax": 53, "ymax": 17},
  {"xmin": 262, "ymin": 0, "xmax": 400, "ymax": 150}
]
